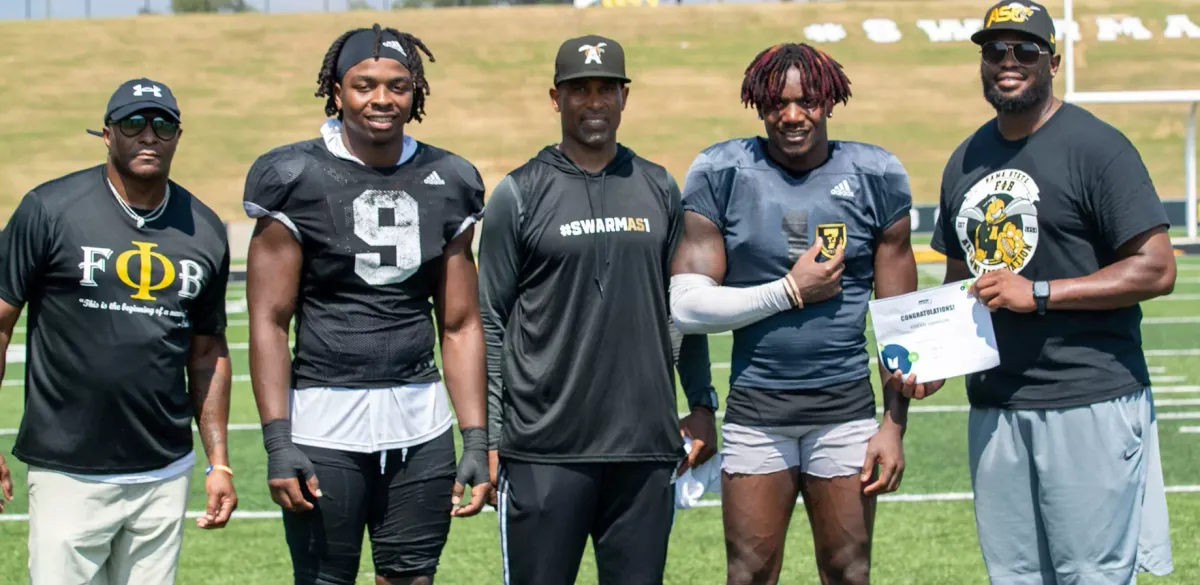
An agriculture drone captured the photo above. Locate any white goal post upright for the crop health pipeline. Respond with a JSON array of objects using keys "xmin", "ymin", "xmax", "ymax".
[{"xmin": 1063, "ymin": 0, "xmax": 1200, "ymax": 240}]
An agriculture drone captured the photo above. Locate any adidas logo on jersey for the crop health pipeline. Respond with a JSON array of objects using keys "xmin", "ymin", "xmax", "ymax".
[
  {"xmin": 831, "ymin": 179, "xmax": 855, "ymax": 199},
  {"xmin": 423, "ymin": 171, "xmax": 445, "ymax": 186}
]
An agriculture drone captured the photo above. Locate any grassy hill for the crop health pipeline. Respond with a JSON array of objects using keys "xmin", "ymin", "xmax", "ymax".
[{"xmin": 0, "ymin": 0, "xmax": 1196, "ymax": 222}]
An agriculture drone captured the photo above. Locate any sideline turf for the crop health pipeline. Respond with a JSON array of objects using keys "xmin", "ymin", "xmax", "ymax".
[{"xmin": 3, "ymin": 258, "xmax": 1200, "ymax": 583}]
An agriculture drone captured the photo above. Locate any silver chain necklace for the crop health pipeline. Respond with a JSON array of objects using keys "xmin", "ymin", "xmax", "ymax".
[{"xmin": 106, "ymin": 177, "xmax": 170, "ymax": 229}]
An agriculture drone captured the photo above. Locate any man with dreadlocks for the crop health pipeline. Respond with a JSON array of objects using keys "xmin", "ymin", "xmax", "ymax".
[
  {"xmin": 242, "ymin": 24, "xmax": 490, "ymax": 585},
  {"xmin": 670, "ymin": 42, "xmax": 937, "ymax": 585}
]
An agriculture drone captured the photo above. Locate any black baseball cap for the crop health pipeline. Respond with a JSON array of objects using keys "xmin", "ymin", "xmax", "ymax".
[
  {"xmin": 970, "ymin": 1, "xmax": 1057, "ymax": 54},
  {"xmin": 553, "ymin": 35, "xmax": 631, "ymax": 86},
  {"xmin": 86, "ymin": 78, "xmax": 182, "ymax": 137}
]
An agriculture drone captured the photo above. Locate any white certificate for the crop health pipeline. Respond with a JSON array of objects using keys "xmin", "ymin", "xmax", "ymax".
[{"xmin": 868, "ymin": 279, "xmax": 1000, "ymax": 384}]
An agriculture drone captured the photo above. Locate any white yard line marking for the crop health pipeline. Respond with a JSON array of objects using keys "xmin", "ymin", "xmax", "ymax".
[
  {"xmin": 1150, "ymin": 366, "xmax": 1167, "ymax": 374},
  {"xmin": 1180, "ymin": 426, "xmax": 1200, "ymax": 433},
  {"xmin": 1146, "ymin": 349, "xmax": 1200, "ymax": 357},
  {"xmin": 1142, "ymin": 316, "xmax": 1200, "ymax": 324},
  {"xmin": 0, "ymin": 404, "xmax": 1003, "ymax": 437},
  {"xmin": 1160, "ymin": 411, "xmax": 1200, "ymax": 420},
  {"xmin": 5, "ymin": 344, "xmax": 24, "ymax": 365},
  {"xmin": 1153, "ymin": 386, "xmax": 1200, "ymax": 394},
  {"xmin": 1173, "ymin": 278, "xmax": 1200, "ymax": 285},
  {"xmin": 2, "ymin": 487, "xmax": 1198, "ymax": 522},
  {"xmin": 1152, "ymin": 294, "xmax": 1200, "ymax": 301},
  {"xmin": 21, "ymin": 315, "xmax": 1200, "ymax": 335},
  {"xmin": 1154, "ymin": 398, "xmax": 1200, "ymax": 407},
  {"xmin": 1152, "ymin": 376, "xmax": 1187, "ymax": 384}
]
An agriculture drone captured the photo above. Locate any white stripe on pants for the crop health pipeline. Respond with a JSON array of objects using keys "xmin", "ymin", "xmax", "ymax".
[{"xmin": 27, "ymin": 466, "xmax": 190, "ymax": 585}]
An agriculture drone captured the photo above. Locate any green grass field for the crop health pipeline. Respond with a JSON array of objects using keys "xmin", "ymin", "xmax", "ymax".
[
  {"xmin": 3, "ymin": 256, "xmax": 1200, "ymax": 584},
  {"xmin": 0, "ymin": 0, "xmax": 1197, "ymax": 221}
]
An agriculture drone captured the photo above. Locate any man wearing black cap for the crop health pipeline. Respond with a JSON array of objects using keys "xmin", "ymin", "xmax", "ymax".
[
  {"xmin": 930, "ymin": 2, "xmax": 1176, "ymax": 582},
  {"xmin": 478, "ymin": 34, "xmax": 718, "ymax": 585},
  {"xmin": 0, "ymin": 77, "xmax": 235, "ymax": 584},
  {"xmin": 243, "ymin": 24, "xmax": 490, "ymax": 585}
]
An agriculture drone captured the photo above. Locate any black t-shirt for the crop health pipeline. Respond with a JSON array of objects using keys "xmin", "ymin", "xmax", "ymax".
[
  {"xmin": 0, "ymin": 165, "xmax": 229, "ymax": 474},
  {"xmin": 242, "ymin": 138, "xmax": 484, "ymax": 390},
  {"xmin": 931, "ymin": 103, "xmax": 1169, "ymax": 410}
]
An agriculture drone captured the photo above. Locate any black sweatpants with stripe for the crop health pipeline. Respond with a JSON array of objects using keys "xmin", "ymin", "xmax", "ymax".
[{"xmin": 497, "ymin": 460, "xmax": 676, "ymax": 585}]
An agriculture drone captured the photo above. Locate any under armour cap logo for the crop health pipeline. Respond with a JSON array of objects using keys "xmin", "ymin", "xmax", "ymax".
[
  {"xmin": 579, "ymin": 43, "xmax": 606, "ymax": 65},
  {"xmin": 133, "ymin": 84, "xmax": 162, "ymax": 98},
  {"xmin": 382, "ymin": 40, "xmax": 407, "ymax": 57}
]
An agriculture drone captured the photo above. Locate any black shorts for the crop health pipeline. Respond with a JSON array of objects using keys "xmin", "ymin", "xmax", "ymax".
[
  {"xmin": 282, "ymin": 429, "xmax": 456, "ymax": 585},
  {"xmin": 497, "ymin": 459, "xmax": 676, "ymax": 585}
]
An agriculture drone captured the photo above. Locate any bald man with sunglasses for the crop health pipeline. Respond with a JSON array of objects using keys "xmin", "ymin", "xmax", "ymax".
[
  {"xmin": 0, "ymin": 77, "xmax": 236, "ymax": 585},
  {"xmin": 930, "ymin": 3, "xmax": 1175, "ymax": 584}
]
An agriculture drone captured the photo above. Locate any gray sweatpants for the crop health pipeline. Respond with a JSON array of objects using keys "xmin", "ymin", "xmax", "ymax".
[{"xmin": 968, "ymin": 387, "xmax": 1174, "ymax": 585}]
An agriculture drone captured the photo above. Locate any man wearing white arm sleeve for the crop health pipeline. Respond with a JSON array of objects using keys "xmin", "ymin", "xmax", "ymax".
[
  {"xmin": 670, "ymin": 41, "xmax": 944, "ymax": 585},
  {"xmin": 669, "ymin": 241, "xmax": 840, "ymax": 335}
]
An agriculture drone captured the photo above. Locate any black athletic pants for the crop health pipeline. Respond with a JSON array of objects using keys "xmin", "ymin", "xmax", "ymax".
[
  {"xmin": 497, "ymin": 460, "xmax": 676, "ymax": 585},
  {"xmin": 282, "ymin": 429, "xmax": 457, "ymax": 585}
]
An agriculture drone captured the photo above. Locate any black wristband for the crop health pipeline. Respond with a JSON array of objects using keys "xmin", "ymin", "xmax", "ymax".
[
  {"xmin": 460, "ymin": 426, "xmax": 488, "ymax": 451},
  {"xmin": 262, "ymin": 419, "xmax": 292, "ymax": 452}
]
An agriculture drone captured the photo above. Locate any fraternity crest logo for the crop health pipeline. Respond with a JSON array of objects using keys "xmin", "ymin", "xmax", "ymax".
[
  {"xmin": 579, "ymin": 43, "xmax": 606, "ymax": 65},
  {"xmin": 817, "ymin": 223, "xmax": 847, "ymax": 258},
  {"xmin": 954, "ymin": 169, "xmax": 1040, "ymax": 276}
]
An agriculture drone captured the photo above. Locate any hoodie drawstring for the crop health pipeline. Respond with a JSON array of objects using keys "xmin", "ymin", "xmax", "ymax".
[{"xmin": 584, "ymin": 174, "xmax": 606, "ymax": 297}]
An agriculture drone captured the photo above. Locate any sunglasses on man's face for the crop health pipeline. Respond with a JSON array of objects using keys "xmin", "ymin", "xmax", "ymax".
[
  {"xmin": 109, "ymin": 114, "xmax": 180, "ymax": 141},
  {"xmin": 980, "ymin": 41, "xmax": 1049, "ymax": 67}
]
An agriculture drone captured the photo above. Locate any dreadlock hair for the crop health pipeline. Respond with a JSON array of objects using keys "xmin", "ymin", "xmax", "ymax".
[
  {"xmin": 740, "ymin": 43, "xmax": 852, "ymax": 116},
  {"xmin": 315, "ymin": 23, "xmax": 436, "ymax": 123}
]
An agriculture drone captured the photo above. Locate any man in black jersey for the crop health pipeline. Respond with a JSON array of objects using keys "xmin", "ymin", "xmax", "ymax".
[
  {"xmin": 0, "ymin": 78, "xmax": 235, "ymax": 585},
  {"xmin": 478, "ymin": 35, "xmax": 718, "ymax": 585},
  {"xmin": 244, "ymin": 25, "xmax": 490, "ymax": 585}
]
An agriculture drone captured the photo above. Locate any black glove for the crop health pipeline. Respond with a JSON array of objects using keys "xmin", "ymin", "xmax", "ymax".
[
  {"xmin": 455, "ymin": 427, "xmax": 490, "ymax": 489},
  {"xmin": 263, "ymin": 419, "xmax": 316, "ymax": 485}
]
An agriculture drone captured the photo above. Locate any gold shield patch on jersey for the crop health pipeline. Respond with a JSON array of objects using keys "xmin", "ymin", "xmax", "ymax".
[{"xmin": 816, "ymin": 223, "xmax": 847, "ymax": 258}]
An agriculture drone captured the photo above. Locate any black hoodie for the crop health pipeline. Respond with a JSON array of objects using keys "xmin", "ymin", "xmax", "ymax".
[{"xmin": 478, "ymin": 144, "xmax": 713, "ymax": 464}]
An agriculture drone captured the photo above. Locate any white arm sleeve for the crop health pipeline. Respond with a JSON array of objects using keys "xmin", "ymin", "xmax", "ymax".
[{"xmin": 669, "ymin": 273, "xmax": 795, "ymax": 335}]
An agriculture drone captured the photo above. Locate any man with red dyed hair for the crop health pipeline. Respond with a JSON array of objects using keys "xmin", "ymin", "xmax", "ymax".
[{"xmin": 670, "ymin": 42, "xmax": 939, "ymax": 585}]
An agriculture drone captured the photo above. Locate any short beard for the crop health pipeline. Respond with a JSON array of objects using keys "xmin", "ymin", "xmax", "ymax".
[{"xmin": 981, "ymin": 65, "xmax": 1053, "ymax": 114}]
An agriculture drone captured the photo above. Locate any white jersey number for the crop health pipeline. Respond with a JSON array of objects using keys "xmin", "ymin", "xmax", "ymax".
[{"xmin": 352, "ymin": 189, "xmax": 422, "ymax": 286}]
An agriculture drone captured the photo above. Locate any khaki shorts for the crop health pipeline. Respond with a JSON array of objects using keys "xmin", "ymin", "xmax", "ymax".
[
  {"xmin": 27, "ymin": 467, "xmax": 190, "ymax": 585},
  {"xmin": 720, "ymin": 418, "xmax": 879, "ymax": 478}
]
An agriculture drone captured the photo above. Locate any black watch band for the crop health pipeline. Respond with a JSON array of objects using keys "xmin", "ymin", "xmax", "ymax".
[{"xmin": 1033, "ymin": 280, "xmax": 1050, "ymax": 315}]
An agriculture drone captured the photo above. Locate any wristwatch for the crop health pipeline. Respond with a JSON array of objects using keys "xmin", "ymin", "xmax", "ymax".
[{"xmin": 1033, "ymin": 280, "xmax": 1050, "ymax": 315}]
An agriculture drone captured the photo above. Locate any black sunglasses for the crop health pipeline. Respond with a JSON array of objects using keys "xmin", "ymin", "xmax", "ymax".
[
  {"xmin": 108, "ymin": 113, "xmax": 180, "ymax": 141},
  {"xmin": 980, "ymin": 41, "xmax": 1049, "ymax": 67}
]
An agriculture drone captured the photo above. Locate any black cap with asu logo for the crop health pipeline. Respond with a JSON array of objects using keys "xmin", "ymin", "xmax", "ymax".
[
  {"xmin": 971, "ymin": 1, "xmax": 1058, "ymax": 54},
  {"xmin": 553, "ymin": 35, "xmax": 631, "ymax": 86},
  {"xmin": 86, "ymin": 78, "xmax": 182, "ymax": 136}
]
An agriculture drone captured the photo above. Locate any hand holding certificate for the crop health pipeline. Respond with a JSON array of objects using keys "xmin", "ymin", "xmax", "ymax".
[{"xmin": 868, "ymin": 279, "xmax": 1000, "ymax": 387}]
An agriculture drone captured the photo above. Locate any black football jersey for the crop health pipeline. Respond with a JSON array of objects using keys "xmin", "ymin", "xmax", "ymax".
[{"xmin": 243, "ymin": 138, "xmax": 485, "ymax": 390}]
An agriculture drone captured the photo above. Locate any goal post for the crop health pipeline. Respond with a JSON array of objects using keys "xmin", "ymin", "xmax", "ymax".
[{"xmin": 1062, "ymin": 0, "xmax": 1200, "ymax": 240}]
